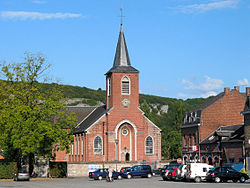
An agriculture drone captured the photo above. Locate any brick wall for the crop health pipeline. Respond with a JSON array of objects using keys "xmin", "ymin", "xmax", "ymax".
[{"xmin": 200, "ymin": 89, "xmax": 245, "ymax": 141}]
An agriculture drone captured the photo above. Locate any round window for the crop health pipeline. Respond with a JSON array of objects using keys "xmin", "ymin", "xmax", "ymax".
[{"xmin": 122, "ymin": 129, "xmax": 128, "ymax": 136}]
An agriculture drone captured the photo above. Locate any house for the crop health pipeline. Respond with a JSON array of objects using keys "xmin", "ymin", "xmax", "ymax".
[
  {"xmin": 54, "ymin": 24, "xmax": 161, "ymax": 164},
  {"xmin": 199, "ymin": 124, "xmax": 244, "ymax": 166},
  {"xmin": 181, "ymin": 86, "xmax": 247, "ymax": 164}
]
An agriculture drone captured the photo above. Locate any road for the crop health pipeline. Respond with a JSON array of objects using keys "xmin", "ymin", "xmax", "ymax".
[{"xmin": 0, "ymin": 176, "xmax": 249, "ymax": 188}]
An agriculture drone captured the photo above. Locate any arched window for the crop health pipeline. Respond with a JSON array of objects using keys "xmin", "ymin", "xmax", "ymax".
[
  {"xmin": 94, "ymin": 136, "xmax": 102, "ymax": 155},
  {"xmin": 121, "ymin": 76, "xmax": 130, "ymax": 95},
  {"xmin": 145, "ymin": 136, "xmax": 153, "ymax": 155}
]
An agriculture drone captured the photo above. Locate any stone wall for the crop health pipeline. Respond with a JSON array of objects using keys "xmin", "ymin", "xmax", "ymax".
[{"xmin": 67, "ymin": 161, "xmax": 167, "ymax": 177}]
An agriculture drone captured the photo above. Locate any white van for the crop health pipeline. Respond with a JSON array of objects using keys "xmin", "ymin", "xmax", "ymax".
[{"xmin": 186, "ymin": 163, "xmax": 214, "ymax": 183}]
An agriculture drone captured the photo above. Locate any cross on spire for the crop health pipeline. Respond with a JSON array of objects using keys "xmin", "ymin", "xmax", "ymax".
[{"xmin": 120, "ymin": 8, "xmax": 125, "ymax": 28}]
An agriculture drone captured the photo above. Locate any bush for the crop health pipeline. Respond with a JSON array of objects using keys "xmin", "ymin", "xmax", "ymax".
[
  {"xmin": 0, "ymin": 162, "xmax": 17, "ymax": 179},
  {"xmin": 49, "ymin": 162, "xmax": 67, "ymax": 178}
]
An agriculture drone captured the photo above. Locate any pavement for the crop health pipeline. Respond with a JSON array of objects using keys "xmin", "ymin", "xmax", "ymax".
[{"xmin": 0, "ymin": 176, "xmax": 249, "ymax": 188}]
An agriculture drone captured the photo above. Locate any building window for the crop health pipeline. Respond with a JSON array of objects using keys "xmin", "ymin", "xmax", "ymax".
[
  {"xmin": 94, "ymin": 136, "xmax": 102, "ymax": 155},
  {"xmin": 145, "ymin": 136, "xmax": 153, "ymax": 155},
  {"xmin": 121, "ymin": 76, "xmax": 130, "ymax": 95},
  {"xmin": 107, "ymin": 78, "xmax": 111, "ymax": 96}
]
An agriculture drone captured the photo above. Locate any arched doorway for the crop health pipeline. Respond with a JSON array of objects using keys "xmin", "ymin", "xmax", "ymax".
[{"xmin": 125, "ymin": 153, "xmax": 130, "ymax": 161}]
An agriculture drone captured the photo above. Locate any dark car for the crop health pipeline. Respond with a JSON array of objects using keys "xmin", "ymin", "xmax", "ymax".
[
  {"xmin": 206, "ymin": 167, "xmax": 249, "ymax": 183},
  {"xmin": 123, "ymin": 165, "xmax": 153, "ymax": 179},
  {"xmin": 89, "ymin": 168, "xmax": 122, "ymax": 180},
  {"xmin": 161, "ymin": 164, "xmax": 180, "ymax": 181},
  {"xmin": 13, "ymin": 168, "xmax": 30, "ymax": 181},
  {"xmin": 160, "ymin": 165, "xmax": 168, "ymax": 176}
]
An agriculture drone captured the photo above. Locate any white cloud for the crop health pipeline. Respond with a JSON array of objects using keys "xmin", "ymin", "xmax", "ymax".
[
  {"xmin": 172, "ymin": 0, "xmax": 240, "ymax": 14},
  {"xmin": 179, "ymin": 76, "xmax": 224, "ymax": 99},
  {"xmin": 183, "ymin": 76, "xmax": 224, "ymax": 91},
  {"xmin": 0, "ymin": 11, "xmax": 82, "ymax": 20},
  {"xmin": 32, "ymin": 0, "xmax": 46, "ymax": 4},
  {"xmin": 237, "ymin": 78, "xmax": 249, "ymax": 86}
]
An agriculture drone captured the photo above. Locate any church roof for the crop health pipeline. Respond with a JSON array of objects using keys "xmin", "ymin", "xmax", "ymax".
[
  {"xmin": 71, "ymin": 105, "xmax": 108, "ymax": 134},
  {"xmin": 106, "ymin": 26, "xmax": 139, "ymax": 75}
]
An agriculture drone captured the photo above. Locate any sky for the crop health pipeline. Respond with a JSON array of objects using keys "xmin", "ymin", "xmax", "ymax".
[{"xmin": 0, "ymin": 0, "xmax": 250, "ymax": 99}]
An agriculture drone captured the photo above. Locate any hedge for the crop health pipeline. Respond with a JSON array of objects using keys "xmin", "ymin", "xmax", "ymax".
[
  {"xmin": 0, "ymin": 162, "xmax": 17, "ymax": 179},
  {"xmin": 49, "ymin": 162, "xmax": 67, "ymax": 178}
]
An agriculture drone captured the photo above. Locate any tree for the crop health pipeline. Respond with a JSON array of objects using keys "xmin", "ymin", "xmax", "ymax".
[{"xmin": 0, "ymin": 52, "xmax": 77, "ymax": 173}]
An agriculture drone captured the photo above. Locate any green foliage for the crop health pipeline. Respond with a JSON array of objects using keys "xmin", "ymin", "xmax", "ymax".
[
  {"xmin": 0, "ymin": 162, "xmax": 17, "ymax": 179},
  {"xmin": 0, "ymin": 53, "xmax": 77, "ymax": 166},
  {"xmin": 49, "ymin": 162, "xmax": 67, "ymax": 178}
]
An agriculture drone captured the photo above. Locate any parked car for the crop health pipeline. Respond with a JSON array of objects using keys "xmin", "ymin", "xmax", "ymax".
[
  {"xmin": 89, "ymin": 168, "xmax": 122, "ymax": 180},
  {"xmin": 123, "ymin": 165, "xmax": 153, "ymax": 179},
  {"xmin": 167, "ymin": 167, "xmax": 179, "ymax": 180},
  {"xmin": 186, "ymin": 163, "xmax": 214, "ymax": 183},
  {"xmin": 176, "ymin": 164, "xmax": 187, "ymax": 181},
  {"xmin": 206, "ymin": 167, "xmax": 249, "ymax": 183},
  {"xmin": 160, "ymin": 165, "xmax": 168, "ymax": 176},
  {"xmin": 161, "ymin": 164, "xmax": 180, "ymax": 181},
  {"xmin": 13, "ymin": 168, "xmax": 30, "ymax": 181}
]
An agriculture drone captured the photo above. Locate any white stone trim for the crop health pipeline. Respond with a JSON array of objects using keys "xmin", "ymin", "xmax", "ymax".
[{"xmin": 115, "ymin": 119, "xmax": 137, "ymax": 161}]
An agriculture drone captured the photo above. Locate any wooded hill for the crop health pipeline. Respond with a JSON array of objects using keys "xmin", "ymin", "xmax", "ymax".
[{"xmin": 40, "ymin": 82, "xmax": 212, "ymax": 159}]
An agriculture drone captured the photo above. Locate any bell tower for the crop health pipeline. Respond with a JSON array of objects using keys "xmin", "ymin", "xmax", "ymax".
[{"xmin": 105, "ymin": 18, "xmax": 139, "ymax": 110}]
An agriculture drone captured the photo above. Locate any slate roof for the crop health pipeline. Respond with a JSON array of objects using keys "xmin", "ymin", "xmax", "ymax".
[
  {"xmin": 66, "ymin": 106, "xmax": 96, "ymax": 124},
  {"xmin": 73, "ymin": 105, "xmax": 108, "ymax": 134},
  {"xmin": 106, "ymin": 26, "xmax": 139, "ymax": 75},
  {"xmin": 200, "ymin": 124, "xmax": 244, "ymax": 145}
]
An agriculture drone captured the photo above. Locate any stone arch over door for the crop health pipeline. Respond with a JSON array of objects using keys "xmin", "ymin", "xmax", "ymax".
[{"xmin": 115, "ymin": 120, "xmax": 137, "ymax": 161}]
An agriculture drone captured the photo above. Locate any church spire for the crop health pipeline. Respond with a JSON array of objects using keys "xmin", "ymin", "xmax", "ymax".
[{"xmin": 105, "ymin": 9, "xmax": 138, "ymax": 75}]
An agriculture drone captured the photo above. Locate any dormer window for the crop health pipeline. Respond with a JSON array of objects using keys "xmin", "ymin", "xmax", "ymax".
[{"xmin": 121, "ymin": 76, "xmax": 130, "ymax": 95}]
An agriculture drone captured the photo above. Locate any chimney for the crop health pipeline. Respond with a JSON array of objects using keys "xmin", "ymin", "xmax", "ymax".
[
  {"xmin": 234, "ymin": 86, "xmax": 240, "ymax": 92},
  {"xmin": 224, "ymin": 88, "xmax": 230, "ymax": 95},
  {"xmin": 246, "ymin": 87, "xmax": 250, "ymax": 96}
]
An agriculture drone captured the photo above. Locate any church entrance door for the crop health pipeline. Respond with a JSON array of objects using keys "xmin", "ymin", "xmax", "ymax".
[{"xmin": 125, "ymin": 153, "xmax": 130, "ymax": 161}]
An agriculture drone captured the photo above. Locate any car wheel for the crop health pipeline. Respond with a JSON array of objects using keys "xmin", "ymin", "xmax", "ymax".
[
  {"xmin": 194, "ymin": 177, "xmax": 201, "ymax": 183},
  {"xmin": 127, "ymin": 174, "xmax": 132, "ymax": 179},
  {"xmin": 98, "ymin": 176, "xmax": 103, "ymax": 180},
  {"xmin": 162, "ymin": 177, "xmax": 167, "ymax": 181},
  {"xmin": 147, "ymin": 173, "xmax": 152, "ymax": 178},
  {"xmin": 240, "ymin": 176, "xmax": 246, "ymax": 183},
  {"xmin": 215, "ymin": 177, "xmax": 221, "ymax": 183},
  {"xmin": 233, "ymin": 179, "xmax": 238, "ymax": 183},
  {"xmin": 118, "ymin": 175, "xmax": 122, "ymax": 180}
]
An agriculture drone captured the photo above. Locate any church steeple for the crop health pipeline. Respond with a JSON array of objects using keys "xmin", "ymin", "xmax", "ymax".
[{"xmin": 106, "ymin": 13, "xmax": 139, "ymax": 75}]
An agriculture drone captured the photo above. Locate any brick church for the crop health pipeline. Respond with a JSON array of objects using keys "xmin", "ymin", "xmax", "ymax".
[{"xmin": 55, "ymin": 24, "xmax": 161, "ymax": 163}]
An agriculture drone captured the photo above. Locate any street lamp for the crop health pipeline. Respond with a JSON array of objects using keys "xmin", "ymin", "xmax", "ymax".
[{"xmin": 115, "ymin": 139, "xmax": 119, "ymax": 171}]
